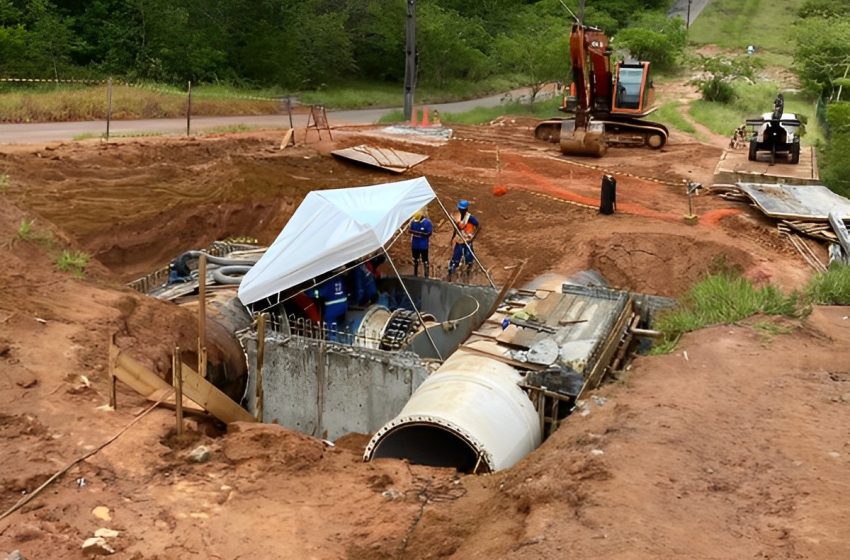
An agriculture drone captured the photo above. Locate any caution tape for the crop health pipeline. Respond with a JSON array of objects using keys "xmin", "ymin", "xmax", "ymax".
[
  {"xmin": 0, "ymin": 76, "xmax": 288, "ymax": 103},
  {"xmin": 451, "ymin": 134, "xmax": 686, "ymax": 189},
  {"xmin": 0, "ymin": 77, "xmax": 105, "ymax": 84}
]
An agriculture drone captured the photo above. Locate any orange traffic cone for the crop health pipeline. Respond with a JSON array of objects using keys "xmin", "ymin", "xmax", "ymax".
[
  {"xmin": 409, "ymin": 107, "xmax": 417, "ymax": 127},
  {"xmin": 421, "ymin": 106, "xmax": 430, "ymax": 127}
]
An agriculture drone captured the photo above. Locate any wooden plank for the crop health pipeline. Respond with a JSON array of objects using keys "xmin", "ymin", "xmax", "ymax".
[
  {"xmin": 256, "ymin": 313, "xmax": 266, "ymax": 422},
  {"xmin": 173, "ymin": 348, "xmax": 184, "ymax": 436},
  {"xmin": 147, "ymin": 388, "xmax": 205, "ymax": 413},
  {"xmin": 179, "ymin": 360, "xmax": 256, "ymax": 424},
  {"xmin": 483, "ymin": 260, "xmax": 526, "ymax": 319},
  {"xmin": 115, "ymin": 351, "xmax": 173, "ymax": 396},
  {"xmin": 108, "ymin": 333, "xmax": 118, "ymax": 409},
  {"xmin": 198, "ymin": 253, "xmax": 207, "ymax": 376},
  {"xmin": 113, "ymin": 345, "xmax": 250, "ymax": 422},
  {"xmin": 113, "ymin": 349, "xmax": 202, "ymax": 411},
  {"xmin": 577, "ymin": 301, "xmax": 634, "ymax": 400},
  {"xmin": 279, "ymin": 128, "xmax": 295, "ymax": 149}
]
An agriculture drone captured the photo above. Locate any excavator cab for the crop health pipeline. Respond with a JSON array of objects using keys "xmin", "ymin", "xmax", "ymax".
[{"xmin": 612, "ymin": 62, "xmax": 655, "ymax": 116}]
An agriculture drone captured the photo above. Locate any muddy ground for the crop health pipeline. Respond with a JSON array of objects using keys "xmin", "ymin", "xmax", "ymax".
[{"xmin": 0, "ymin": 121, "xmax": 847, "ymax": 559}]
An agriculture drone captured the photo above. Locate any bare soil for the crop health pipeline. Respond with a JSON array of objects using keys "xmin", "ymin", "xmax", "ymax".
[{"xmin": 0, "ymin": 122, "xmax": 846, "ymax": 559}]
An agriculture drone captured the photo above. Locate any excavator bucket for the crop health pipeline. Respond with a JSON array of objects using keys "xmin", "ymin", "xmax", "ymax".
[{"xmin": 559, "ymin": 119, "xmax": 607, "ymax": 157}]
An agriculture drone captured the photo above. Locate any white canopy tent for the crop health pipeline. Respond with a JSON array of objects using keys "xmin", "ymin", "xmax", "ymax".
[{"xmin": 238, "ymin": 177, "xmax": 437, "ymax": 306}]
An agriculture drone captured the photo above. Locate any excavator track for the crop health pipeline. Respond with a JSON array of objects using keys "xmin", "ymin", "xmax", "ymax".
[{"xmin": 534, "ymin": 117, "xmax": 669, "ymax": 151}]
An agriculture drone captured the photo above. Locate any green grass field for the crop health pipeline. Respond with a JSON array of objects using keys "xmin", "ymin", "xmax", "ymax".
[
  {"xmin": 688, "ymin": 0, "xmax": 803, "ymax": 62},
  {"xmin": 655, "ymin": 101, "xmax": 697, "ymax": 134}
]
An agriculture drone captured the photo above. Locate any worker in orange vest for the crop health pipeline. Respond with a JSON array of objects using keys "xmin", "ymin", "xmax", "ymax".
[{"xmin": 448, "ymin": 199, "xmax": 479, "ymax": 280}]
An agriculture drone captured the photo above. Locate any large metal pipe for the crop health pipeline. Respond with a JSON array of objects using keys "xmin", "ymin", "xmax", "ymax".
[{"xmin": 364, "ymin": 351, "xmax": 541, "ymax": 473}]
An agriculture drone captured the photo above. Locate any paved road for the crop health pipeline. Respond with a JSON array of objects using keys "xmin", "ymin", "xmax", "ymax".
[
  {"xmin": 668, "ymin": 0, "xmax": 713, "ymax": 27},
  {"xmin": 0, "ymin": 88, "xmax": 531, "ymax": 145}
]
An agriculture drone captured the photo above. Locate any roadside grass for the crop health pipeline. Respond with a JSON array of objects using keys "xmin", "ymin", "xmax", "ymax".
[
  {"xmin": 55, "ymin": 249, "xmax": 90, "ymax": 277},
  {"xmin": 651, "ymin": 272, "xmax": 801, "ymax": 354},
  {"xmin": 73, "ymin": 124, "xmax": 266, "ymax": 142},
  {"xmin": 202, "ymin": 124, "xmax": 259, "ymax": 134},
  {"xmin": 0, "ymin": 75, "xmax": 531, "ymax": 122},
  {"xmin": 378, "ymin": 110, "xmax": 405, "ymax": 124},
  {"xmin": 300, "ymin": 76, "xmax": 525, "ymax": 110},
  {"xmin": 687, "ymin": 0, "xmax": 800, "ymax": 57},
  {"xmin": 0, "ymin": 83, "xmax": 280, "ymax": 123},
  {"xmin": 0, "ymin": 174, "xmax": 8, "ymax": 194},
  {"xmin": 805, "ymin": 264, "xmax": 850, "ymax": 305},
  {"xmin": 653, "ymin": 264, "xmax": 850, "ymax": 353},
  {"xmin": 378, "ymin": 98, "xmax": 562, "ymax": 125},
  {"xmin": 452, "ymin": 99, "xmax": 563, "ymax": 125}
]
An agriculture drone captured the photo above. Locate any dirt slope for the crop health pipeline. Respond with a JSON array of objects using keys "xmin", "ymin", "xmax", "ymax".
[{"xmin": 0, "ymin": 129, "xmax": 846, "ymax": 559}]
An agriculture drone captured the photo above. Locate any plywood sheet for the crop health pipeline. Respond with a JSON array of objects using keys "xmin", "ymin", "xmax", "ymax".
[
  {"xmin": 735, "ymin": 182, "xmax": 850, "ymax": 221},
  {"xmin": 331, "ymin": 145, "xmax": 429, "ymax": 173}
]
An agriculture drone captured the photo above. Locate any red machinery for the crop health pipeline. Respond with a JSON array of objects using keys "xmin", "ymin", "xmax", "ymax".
[{"xmin": 534, "ymin": 23, "xmax": 668, "ymax": 157}]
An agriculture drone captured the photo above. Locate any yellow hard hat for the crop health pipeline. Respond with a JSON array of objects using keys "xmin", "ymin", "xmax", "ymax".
[{"xmin": 413, "ymin": 211, "xmax": 424, "ymax": 220}]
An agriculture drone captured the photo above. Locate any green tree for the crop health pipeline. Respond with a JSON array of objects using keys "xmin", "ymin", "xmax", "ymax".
[
  {"xmin": 493, "ymin": 11, "xmax": 569, "ymax": 100},
  {"xmin": 24, "ymin": 0, "xmax": 83, "ymax": 78},
  {"xmin": 613, "ymin": 13, "xmax": 686, "ymax": 71},
  {"xmin": 416, "ymin": 2, "xmax": 489, "ymax": 87},
  {"xmin": 794, "ymin": 17, "xmax": 850, "ymax": 95}
]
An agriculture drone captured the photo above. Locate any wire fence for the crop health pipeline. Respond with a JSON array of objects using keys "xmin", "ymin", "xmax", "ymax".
[{"xmin": 0, "ymin": 74, "xmax": 301, "ymax": 133}]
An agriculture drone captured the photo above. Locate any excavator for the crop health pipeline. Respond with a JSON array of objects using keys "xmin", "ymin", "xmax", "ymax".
[{"xmin": 534, "ymin": 21, "xmax": 668, "ymax": 157}]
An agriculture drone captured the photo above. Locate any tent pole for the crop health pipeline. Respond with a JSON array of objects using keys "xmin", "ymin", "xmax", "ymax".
[
  {"xmin": 434, "ymin": 197, "xmax": 495, "ymax": 288},
  {"xmin": 382, "ymin": 247, "xmax": 444, "ymax": 361}
]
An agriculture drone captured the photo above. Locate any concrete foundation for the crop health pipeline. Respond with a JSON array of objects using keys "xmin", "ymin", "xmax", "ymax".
[
  {"xmin": 242, "ymin": 335, "xmax": 429, "ymax": 440},
  {"xmin": 713, "ymin": 147, "xmax": 819, "ymax": 186},
  {"xmin": 240, "ymin": 278, "xmax": 499, "ymax": 441}
]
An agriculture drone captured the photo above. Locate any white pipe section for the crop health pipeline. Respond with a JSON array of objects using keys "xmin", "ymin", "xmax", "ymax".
[{"xmin": 364, "ymin": 350, "xmax": 542, "ymax": 472}]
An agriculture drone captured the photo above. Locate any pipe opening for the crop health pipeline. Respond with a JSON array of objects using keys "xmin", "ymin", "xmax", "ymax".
[{"xmin": 370, "ymin": 423, "xmax": 488, "ymax": 473}]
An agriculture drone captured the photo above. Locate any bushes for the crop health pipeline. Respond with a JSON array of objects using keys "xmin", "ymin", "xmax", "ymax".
[
  {"xmin": 806, "ymin": 264, "xmax": 850, "ymax": 305},
  {"xmin": 652, "ymin": 264, "xmax": 850, "ymax": 353},
  {"xmin": 652, "ymin": 273, "xmax": 801, "ymax": 353}
]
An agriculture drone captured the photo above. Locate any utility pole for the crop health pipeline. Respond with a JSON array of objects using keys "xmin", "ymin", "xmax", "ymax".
[
  {"xmin": 403, "ymin": 0, "xmax": 416, "ymax": 122},
  {"xmin": 687, "ymin": 0, "xmax": 692, "ymax": 29}
]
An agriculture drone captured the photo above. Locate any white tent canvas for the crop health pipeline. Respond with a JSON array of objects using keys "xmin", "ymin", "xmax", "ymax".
[{"xmin": 238, "ymin": 177, "xmax": 436, "ymax": 305}]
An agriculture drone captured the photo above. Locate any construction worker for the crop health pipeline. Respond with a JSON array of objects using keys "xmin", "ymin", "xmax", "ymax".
[
  {"xmin": 773, "ymin": 93, "xmax": 785, "ymax": 120},
  {"xmin": 409, "ymin": 210, "xmax": 432, "ymax": 277},
  {"xmin": 310, "ymin": 274, "xmax": 348, "ymax": 341},
  {"xmin": 448, "ymin": 199, "xmax": 479, "ymax": 280}
]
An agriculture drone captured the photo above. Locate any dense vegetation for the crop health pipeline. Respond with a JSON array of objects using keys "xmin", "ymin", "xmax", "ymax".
[
  {"xmin": 0, "ymin": 0, "xmax": 676, "ymax": 90},
  {"xmin": 794, "ymin": 0, "xmax": 850, "ymax": 196}
]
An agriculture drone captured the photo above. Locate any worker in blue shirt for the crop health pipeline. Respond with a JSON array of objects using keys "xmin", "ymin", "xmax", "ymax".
[
  {"xmin": 448, "ymin": 199, "xmax": 479, "ymax": 280},
  {"xmin": 311, "ymin": 275, "xmax": 348, "ymax": 341},
  {"xmin": 409, "ymin": 210, "xmax": 433, "ymax": 277}
]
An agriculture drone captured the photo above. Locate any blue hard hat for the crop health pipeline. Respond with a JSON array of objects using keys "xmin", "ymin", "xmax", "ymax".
[{"xmin": 457, "ymin": 199, "xmax": 469, "ymax": 210}]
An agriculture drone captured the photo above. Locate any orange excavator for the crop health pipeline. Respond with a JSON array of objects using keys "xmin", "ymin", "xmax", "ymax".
[{"xmin": 534, "ymin": 21, "xmax": 668, "ymax": 157}]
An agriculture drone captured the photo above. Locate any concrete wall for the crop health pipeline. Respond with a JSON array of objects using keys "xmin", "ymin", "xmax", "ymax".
[
  {"xmin": 242, "ymin": 334, "xmax": 429, "ymax": 440},
  {"xmin": 382, "ymin": 277, "xmax": 499, "ymax": 360}
]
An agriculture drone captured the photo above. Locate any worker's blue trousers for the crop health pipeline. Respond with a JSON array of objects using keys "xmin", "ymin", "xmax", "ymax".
[{"xmin": 449, "ymin": 242, "xmax": 474, "ymax": 273}]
